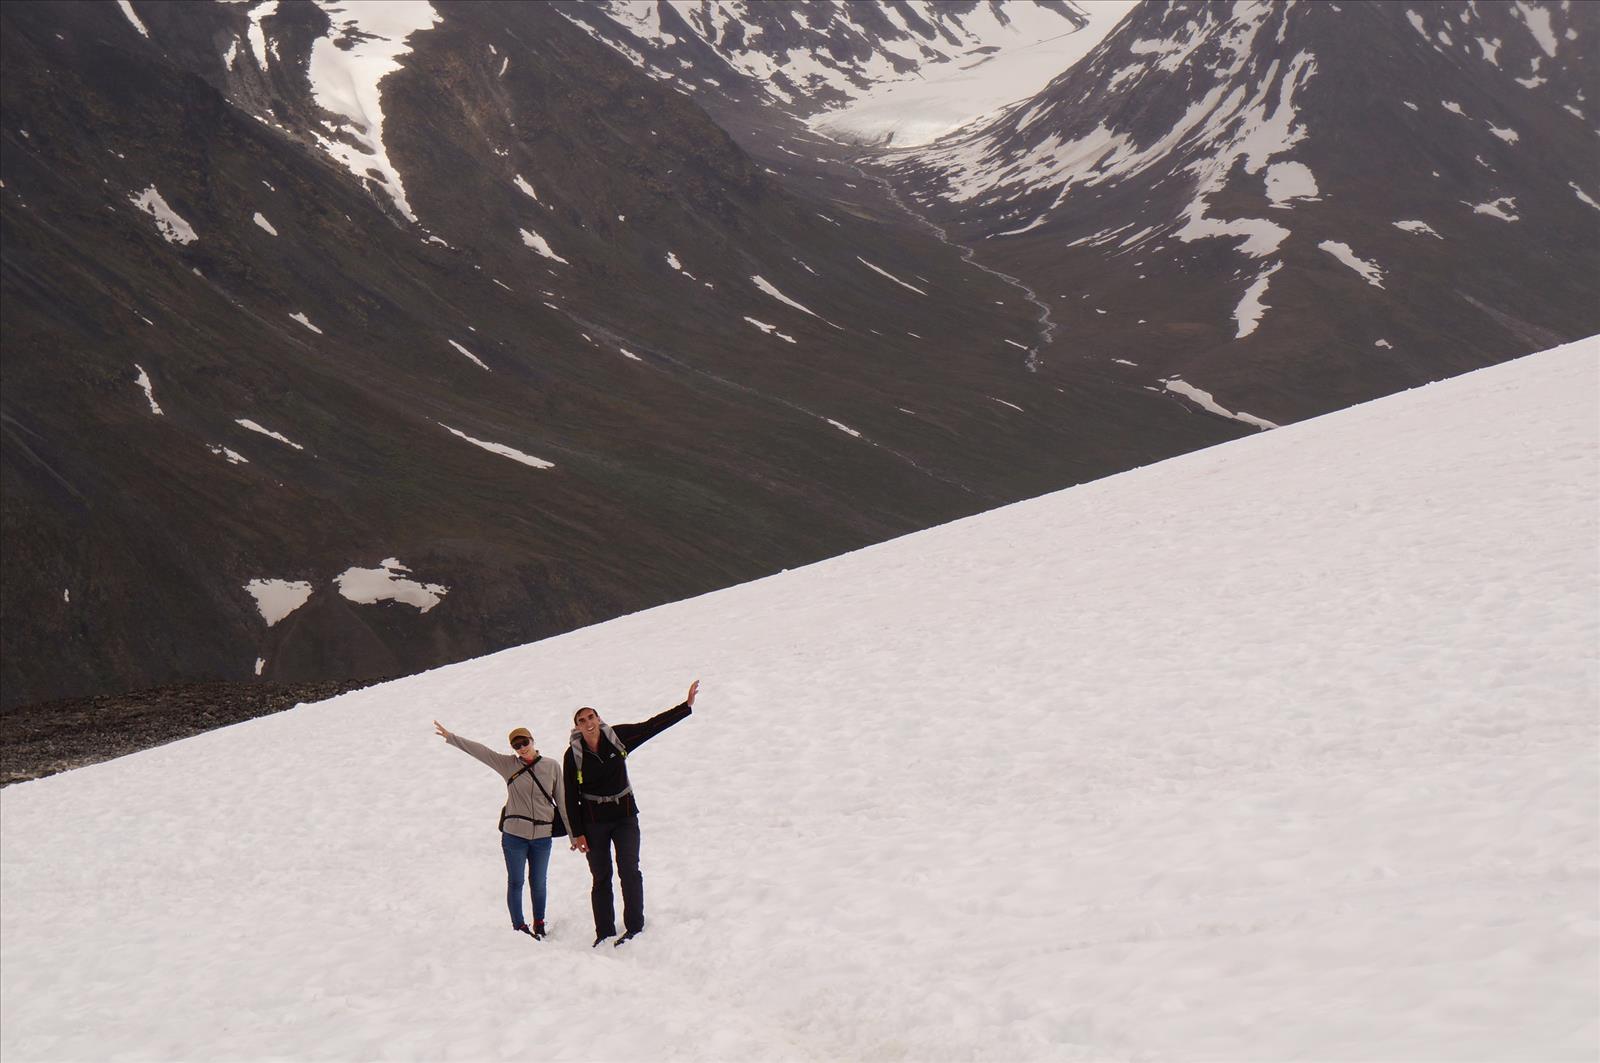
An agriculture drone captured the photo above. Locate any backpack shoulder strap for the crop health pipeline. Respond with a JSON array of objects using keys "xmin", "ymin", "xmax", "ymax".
[
  {"xmin": 526, "ymin": 761, "xmax": 568, "ymax": 836},
  {"xmin": 499, "ymin": 759, "xmax": 545, "ymax": 833},
  {"xmin": 527, "ymin": 764, "xmax": 556, "ymax": 805}
]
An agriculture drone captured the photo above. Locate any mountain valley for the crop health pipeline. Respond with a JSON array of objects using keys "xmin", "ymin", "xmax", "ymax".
[{"xmin": 2, "ymin": 0, "xmax": 1594, "ymax": 731}]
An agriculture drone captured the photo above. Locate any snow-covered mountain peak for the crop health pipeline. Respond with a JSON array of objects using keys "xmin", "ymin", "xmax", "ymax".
[
  {"xmin": 885, "ymin": 0, "xmax": 1599, "ymax": 424},
  {"xmin": 900, "ymin": 0, "xmax": 1594, "ymax": 227}
]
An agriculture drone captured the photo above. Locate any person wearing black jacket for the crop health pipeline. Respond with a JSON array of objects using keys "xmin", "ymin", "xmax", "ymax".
[{"xmin": 563, "ymin": 679, "xmax": 698, "ymax": 947}]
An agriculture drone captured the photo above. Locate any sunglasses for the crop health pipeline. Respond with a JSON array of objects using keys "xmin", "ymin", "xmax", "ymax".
[{"xmin": 511, "ymin": 737, "xmax": 531, "ymax": 750}]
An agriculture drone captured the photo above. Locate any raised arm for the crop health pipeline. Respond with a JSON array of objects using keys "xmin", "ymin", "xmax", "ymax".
[
  {"xmin": 435, "ymin": 722, "xmax": 514, "ymax": 773},
  {"xmin": 613, "ymin": 680, "xmax": 699, "ymax": 750}
]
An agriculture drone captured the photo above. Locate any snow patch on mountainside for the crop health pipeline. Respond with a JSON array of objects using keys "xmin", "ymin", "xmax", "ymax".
[
  {"xmin": 856, "ymin": 257, "xmax": 927, "ymax": 296},
  {"xmin": 752, "ymin": 275, "xmax": 821, "ymax": 319},
  {"xmin": 439, "ymin": 424, "xmax": 553, "ymax": 470},
  {"xmin": 446, "ymin": 339, "xmax": 489, "ymax": 371},
  {"xmin": 235, "ymin": 418, "xmax": 305, "ymax": 451},
  {"xmin": 1234, "ymin": 262, "xmax": 1281, "ymax": 337},
  {"xmin": 246, "ymin": 0, "xmax": 277, "ymax": 67},
  {"xmin": 1517, "ymin": 1, "xmax": 1560, "ymax": 57},
  {"xmin": 129, "ymin": 186, "xmax": 197, "ymax": 245},
  {"xmin": 1472, "ymin": 196, "xmax": 1520, "ymax": 220},
  {"xmin": 520, "ymin": 228, "xmax": 569, "ymax": 264},
  {"xmin": 1394, "ymin": 219, "xmax": 1444, "ymax": 238},
  {"xmin": 1163, "ymin": 378, "xmax": 1278, "ymax": 430},
  {"xmin": 133, "ymin": 364, "xmax": 162, "ymax": 415},
  {"xmin": 334, "ymin": 558, "xmax": 448, "ymax": 612},
  {"xmin": 116, "ymin": 0, "xmax": 149, "ymax": 39},
  {"xmin": 243, "ymin": 578, "xmax": 313, "ymax": 626},
  {"xmin": 825, "ymin": 417, "xmax": 861, "ymax": 438},
  {"xmin": 1264, "ymin": 160, "xmax": 1320, "ymax": 205},
  {"xmin": 208, "ymin": 444, "xmax": 249, "ymax": 465},
  {"xmin": 305, "ymin": 1, "xmax": 440, "ymax": 223},
  {"xmin": 1319, "ymin": 240, "xmax": 1386, "ymax": 287},
  {"xmin": 744, "ymin": 317, "xmax": 795, "ymax": 343},
  {"xmin": 1172, "ymin": 42, "xmax": 1317, "ymax": 260}
]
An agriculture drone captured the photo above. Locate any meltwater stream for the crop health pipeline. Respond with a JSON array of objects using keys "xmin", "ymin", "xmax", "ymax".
[{"xmin": 853, "ymin": 162, "xmax": 1057, "ymax": 373}]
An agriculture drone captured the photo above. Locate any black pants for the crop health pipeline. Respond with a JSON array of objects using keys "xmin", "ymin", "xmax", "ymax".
[{"xmin": 585, "ymin": 814, "xmax": 643, "ymax": 936}]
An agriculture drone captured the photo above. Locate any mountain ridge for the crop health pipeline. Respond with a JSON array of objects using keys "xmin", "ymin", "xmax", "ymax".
[
  {"xmin": 1, "ymin": 0, "xmax": 1243, "ymax": 708},
  {"xmin": 885, "ymin": 0, "xmax": 1600, "ymax": 421}
]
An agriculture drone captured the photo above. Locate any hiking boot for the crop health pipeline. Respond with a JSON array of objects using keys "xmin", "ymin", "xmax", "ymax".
[
  {"xmin": 514, "ymin": 924, "xmax": 535, "ymax": 939},
  {"xmin": 532, "ymin": 921, "xmax": 548, "ymax": 940},
  {"xmin": 592, "ymin": 932, "xmax": 613, "ymax": 948}
]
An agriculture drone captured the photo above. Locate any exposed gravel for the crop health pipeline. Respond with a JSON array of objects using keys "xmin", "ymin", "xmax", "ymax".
[{"xmin": 0, "ymin": 678, "xmax": 385, "ymax": 786}]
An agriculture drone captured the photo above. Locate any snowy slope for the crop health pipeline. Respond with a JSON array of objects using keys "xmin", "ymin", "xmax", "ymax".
[{"xmin": 3, "ymin": 337, "xmax": 1597, "ymax": 1062}]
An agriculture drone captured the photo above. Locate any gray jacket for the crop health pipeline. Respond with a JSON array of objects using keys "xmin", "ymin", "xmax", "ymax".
[{"xmin": 446, "ymin": 733, "xmax": 569, "ymax": 840}]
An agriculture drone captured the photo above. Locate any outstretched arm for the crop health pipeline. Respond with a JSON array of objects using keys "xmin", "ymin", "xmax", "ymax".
[
  {"xmin": 435, "ymin": 724, "xmax": 515, "ymax": 772},
  {"xmin": 614, "ymin": 679, "xmax": 700, "ymax": 749}
]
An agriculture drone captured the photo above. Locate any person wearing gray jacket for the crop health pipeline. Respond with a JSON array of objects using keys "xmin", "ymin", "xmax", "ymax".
[{"xmin": 434, "ymin": 720, "xmax": 569, "ymax": 940}]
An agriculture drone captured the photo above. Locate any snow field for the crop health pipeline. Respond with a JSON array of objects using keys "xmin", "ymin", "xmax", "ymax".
[{"xmin": 1, "ymin": 339, "xmax": 1597, "ymax": 1061}]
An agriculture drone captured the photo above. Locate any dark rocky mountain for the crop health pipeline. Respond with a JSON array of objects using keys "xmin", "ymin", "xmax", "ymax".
[
  {"xmin": 5, "ymin": 0, "xmax": 1594, "ymax": 716},
  {"xmin": 546, "ymin": 2, "xmax": 1109, "ymax": 232},
  {"xmin": 886, "ymin": 0, "xmax": 1600, "ymax": 424},
  {"xmin": 0, "ymin": 0, "xmax": 1237, "ymax": 709}
]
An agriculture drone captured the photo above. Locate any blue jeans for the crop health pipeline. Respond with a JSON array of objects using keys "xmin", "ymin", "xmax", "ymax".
[{"xmin": 501, "ymin": 833, "xmax": 552, "ymax": 927}]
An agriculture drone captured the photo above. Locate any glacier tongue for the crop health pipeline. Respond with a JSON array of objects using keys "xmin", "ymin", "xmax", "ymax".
[{"xmin": 811, "ymin": 1, "xmax": 1140, "ymax": 147}]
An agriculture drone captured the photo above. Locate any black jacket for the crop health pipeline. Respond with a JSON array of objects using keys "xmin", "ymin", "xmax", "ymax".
[{"xmin": 562, "ymin": 702, "xmax": 691, "ymax": 836}]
